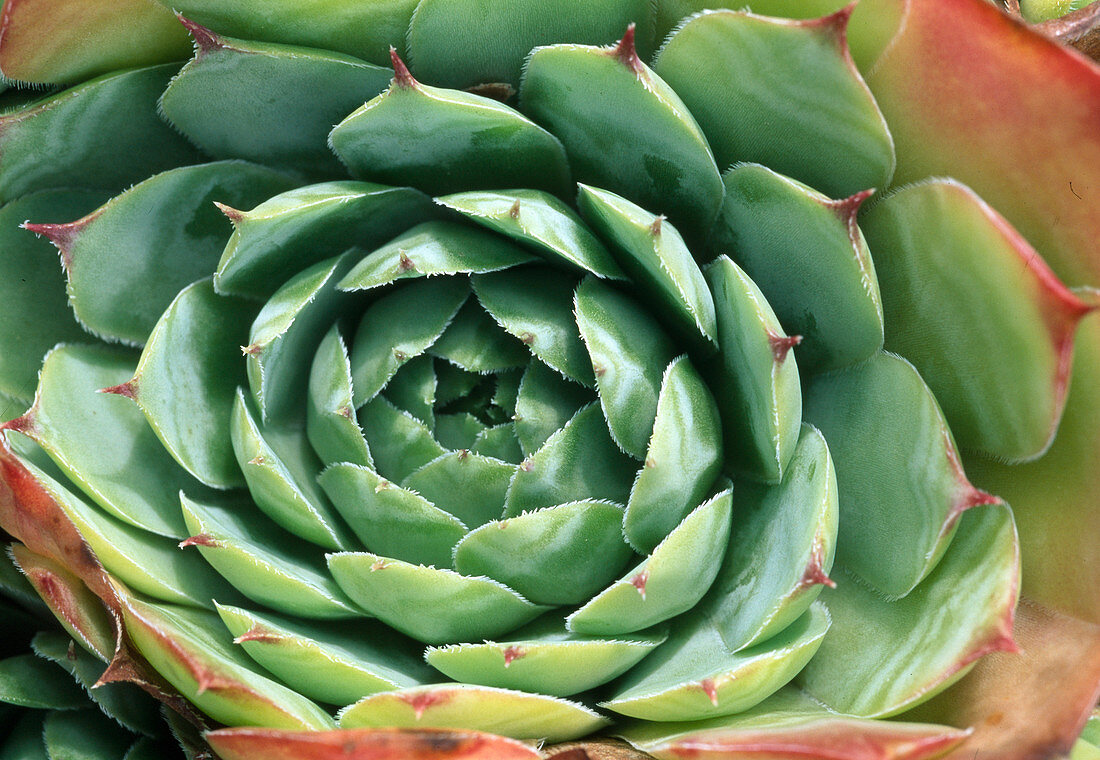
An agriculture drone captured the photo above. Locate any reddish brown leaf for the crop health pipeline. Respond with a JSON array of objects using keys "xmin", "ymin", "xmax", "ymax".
[{"xmin": 205, "ymin": 728, "xmax": 542, "ymax": 760}]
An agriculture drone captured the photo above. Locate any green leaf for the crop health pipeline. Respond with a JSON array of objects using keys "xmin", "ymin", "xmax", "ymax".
[
  {"xmin": 0, "ymin": 190, "xmax": 107, "ymax": 404},
  {"xmin": 438, "ymin": 190, "xmax": 625, "ymax": 280},
  {"xmin": 709, "ymin": 163, "xmax": 883, "ymax": 372},
  {"xmin": 453, "ymin": 500, "xmax": 634, "ymax": 605},
  {"xmin": 162, "ymin": 26, "xmax": 392, "ymax": 175},
  {"xmin": 42, "ymin": 709, "xmax": 135, "ymax": 760},
  {"xmin": 318, "ymin": 463, "xmax": 466, "ymax": 569},
  {"xmin": 230, "ymin": 388, "xmax": 353, "ymax": 550},
  {"xmin": 338, "ymin": 221, "xmax": 537, "ymax": 292},
  {"xmin": 798, "ymin": 505, "xmax": 1019, "ymax": 717},
  {"xmin": 18, "ymin": 456, "xmax": 242, "ymax": 610},
  {"xmin": 358, "ymin": 397, "xmax": 446, "ymax": 483},
  {"xmin": 428, "ymin": 301, "xmax": 530, "ymax": 373},
  {"xmin": 47, "ymin": 161, "xmax": 293, "ymax": 345},
  {"xmin": 383, "ymin": 356, "xmax": 436, "ymax": 428},
  {"xmin": 861, "ymin": 178, "xmax": 1094, "ymax": 462},
  {"xmin": 328, "ymin": 552, "xmax": 549, "ymax": 645},
  {"xmin": 401, "ymin": 450, "xmax": 515, "ymax": 530},
  {"xmin": 472, "ymin": 424, "xmax": 524, "ymax": 464},
  {"xmin": 703, "ymin": 255, "xmax": 802, "ymax": 484},
  {"xmin": 426, "ymin": 613, "xmax": 666, "ymax": 696},
  {"xmin": 216, "ymin": 604, "xmax": 432, "ymax": 706},
  {"xmin": 407, "ymin": 0, "xmax": 656, "ymax": 89},
  {"xmin": 513, "ymin": 360, "xmax": 593, "ymax": 456},
  {"xmin": 624, "ymin": 356, "xmax": 723, "ymax": 552},
  {"xmin": 0, "ymin": 654, "xmax": 86, "ymax": 709},
  {"xmin": 574, "ymin": 277, "xmax": 677, "ymax": 460},
  {"xmin": 0, "ymin": 712, "xmax": 47, "ymax": 760},
  {"xmin": 307, "ymin": 326, "xmax": 372, "ymax": 468},
  {"xmin": 349, "ymin": 277, "xmax": 469, "ymax": 407},
  {"xmin": 112, "ymin": 581, "xmax": 335, "ymax": 730},
  {"xmin": 504, "ymin": 404, "xmax": 638, "ymax": 517},
  {"xmin": 214, "ymin": 181, "xmax": 435, "ymax": 299},
  {"xmin": 125, "ymin": 278, "xmax": 256, "ymax": 489},
  {"xmin": 577, "ymin": 184, "xmax": 717, "ymax": 352},
  {"xmin": 568, "ymin": 488, "xmax": 733, "ymax": 636},
  {"xmin": 339, "ymin": 683, "xmax": 608, "ymax": 743},
  {"xmin": 0, "ymin": 64, "xmax": 201, "ymax": 204},
  {"xmin": 179, "ymin": 491, "xmax": 361, "ymax": 619},
  {"xmin": 246, "ymin": 252, "xmax": 363, "ymax": 423},
  {"xmin": 472, "ymin": 267, "xmax": 593, "ymax": 386},
  {"xmin": 803, "ymin": 352, "xmax": 995, "ymax": 597},
  {"xmin": 8, "ymin": 344, "xmax": 192, "ymax": 538},
  {"xmin": 602, "ymin": 603, "xmax": 830, "ymax": 721},
  {"xmin": 654, "ymin": 9, "xmax": 894, "ymax": 200},
  {"xmin": 520, "ymin": 33, "xmax": 723, "ymax": 239},
  {"xmin": 330, "ymin": 66, "xmax": 571, "ymax": 197},
  {"xmin": 158, "ymin": 0, "xmax": 420, "ymax": 66},
  {"xmin": 700, "ymin": 424, "xmax": 838, "ymax": 651}
]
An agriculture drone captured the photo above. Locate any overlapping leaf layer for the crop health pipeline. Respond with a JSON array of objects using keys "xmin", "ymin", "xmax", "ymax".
[{"xmin": 0, "ymin": 0, "xmax": 1098, "ymax": 758}]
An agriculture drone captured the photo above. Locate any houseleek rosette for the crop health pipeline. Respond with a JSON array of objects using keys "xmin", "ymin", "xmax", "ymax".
[{"xmin": 0, "ymin": 0, "xmax": 1098, "ymax": 759}]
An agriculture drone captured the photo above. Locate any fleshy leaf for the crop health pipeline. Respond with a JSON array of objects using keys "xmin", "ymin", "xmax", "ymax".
[
  {"xmin": 112, "ymin": 580, "xmax": 335, "ymax": 730},
  {"xmin": 426, "ymin": 613, "xmax": 666, "ymax": 696},
  {"xmin": 513, "ymin": 360, "xmax": 593, "ymax": 456},
  {"xmin": 504, "ymin": 403, "xmax": 638, "ymax": 517},
  {"xmin": 861, "ymin": 178, "xmax": 1095, "ymax": 462},
  {"xmin": 0, "ymin": 65, "xmax": 201, "ymax": 205},
  {"xmin": 0, "ymin": 0, "xmax": 190, "ymax": 84},
  {"xmin": 328, "ymin": 552, "xmax": 549, "ymax": 645},
  {"xmin": 42, "ymin": 709, "xmax": 135, "ymax": 760},
  {"xmin": 338, "ymin": 221, "xmax": 537, "ymax": 291},
  {"xmin": 602, "ymin": 603, "xmax": 830, "ymax": 721},
  {"xmin": 162, "ymin": 23, "xmax": 392, "ymax": 176},
  {"xmin": 473, "ymin": 267, "xmax": 594, "ymax": 386},
  {"xmin": 802, "ymin": 351, "xmax": 998, "ymax": 597},
  {"xmin": 407, "ymin": 0, "xmax": 656, "ymax": 89},
  {"xmin": 230, "ymin": 388, "xmax": 353, "ymax": 551},
  {"xmin": 438, "ymin": 190, "xmax": 625, "ymax": 281},
  {"xmin": 798, "ymin": 504, "xmax": 1019, "ymax": 718},
  {"xmin": 216, "ymin": 604, "xmax": 432, "ymax": 705},
  {"xmin": 318, "ymin": 463, "xmax": 466, "ymax": 569},
  {"xmin": 708, "ymin": 163, "xmax": 883, "ymax": 372},
  {"xmin": 577, "ymin": 185, "xmax": 717, "ymax": 352},
  {"xmin": 34, "ymin": 161, "xmax": 293, "ymax": 345},
  {"xmin": 121, "ymin": 278, "xmax": 256, "ymax": 489},
  {"xmin": 453, "ymin": 500, "xmax": 634, "ymax": 605},
  {"xmin": 703, "ymin": 255, "xmax": 802, "ymax": 484},
  {"xmin": 654, "ymin": 8, "xmax": 895, "ymax": 200},
  {"xmin": 520, "ymin": 30, "xmax": 723, "ymax": 238},
  {"xmin": 624, "ymin": 356, "xmax": 723, "ymax": 553},
  {"xmin": 0, "ymin": 190, "xmax": 107, "ymax": 404},
  {"xmin": 428, "ymin": 301, "xmax": 531, "ymax": 373},
  {"xmin": 359, "ymin": 398, "xmax": 446, "ymax": 483},
  {"xmin": 0, "ymin": 653, "xmax": 87, "ymax": 709},
  {"xmin": 574, "ymin": 277, "xmax": 677, "ymax": 460},
  {"xmin": 568, "ymin": 488, "xmax": 732, "ymax": 637},
  {"xmin": 207, "ymin": 726, "xmax": 542, "ymax": 760},
  {"xmin": 401, "ymin": 450, "xmax": 516, "ymax": 530},
  {"xmin": 214, "ymin": 181, "xmax": 435, "ymax": 299},
  {"xmin": 2, "ymin": 344, "xmax": 191, "ymax": 538},
  {"xmin": 330, "ymin": 53, "xmax": 571, "ymax": 197},
  {"xmin": 339, "ymin": 683, "xmax": 608, "ymax": 743},
  {"xmin": 179, "ymin": 491, "xmax": 361, "ymax": 619},
  {"xmin": 307, "ymin": 326, "xmax": 372, "ymax": 468}
]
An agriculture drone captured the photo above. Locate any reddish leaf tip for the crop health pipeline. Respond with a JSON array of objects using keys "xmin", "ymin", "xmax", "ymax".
[
  {"xmin": 240, "ymin": 343, "xmax": 262, "ymax": 356},
  {"xmin": 398, "ymin": 251, "xmax": 416, "ymax": 272},
  {"xmin": 233, "ymin": 625, "xmax": 283, "ymax": 645},
  {"xmin": 176, "ymin": 15, "xmax": 223, "ymax": 54},
  {"xmin": 21, "ymin": 219, "xmax": 87, "ymax": 272},
  {"xmin": 631, "ymin": 570, "xmax": 649, "ymax": 599},
  {"xmin": 803, "ymin": 1, "xmax": 857, "ymax": 48},
  {"xmin": 0, "ymin": 412, "xmax": 35, "ymax": 435},
  {"xmin": 611, "ymin": 23, "xmax": 645, "ymax": 75},
  {"xmin": 509, "ymin": 199, "xmax": 522, "ymax": 219},
  {"xmin": 98, "ymin": 379, "xmax": 138, "ymax": 400},
  {"xmin": 800, "ymin": 542, "xmax": 837, "ymax": 589},
  {"xmin": 389, "ymin": 46, "xmax": 418, "ymax": 89},
  {"xmin": 400, "ymin": 690, "xmax": 452, "ymax": 720},
  {"xmin": 700, "ymin": 678, "xmax": 719, "ymax": 706},
  {"xmin": 179, "ymin": 534, "xmax": 220, "ymax": 550},
  {"xmin": 214, "ymin": 201, "xmax": 244, "ymax": 224},
  {"xmin": 650, "ymin": 216, "xmax": 665, "ymax": 237},
  {"xmin": 767, "ymin": 331, "xmax": 803, "ymax": 363},
  {"xmin": 502, "ymin": 645, "xmax": 526, "ymax": 667}
]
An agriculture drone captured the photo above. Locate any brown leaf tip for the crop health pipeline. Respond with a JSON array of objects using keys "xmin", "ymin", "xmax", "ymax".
[
  {"xmin": 22, "ymin": 219, "xmax": 89, "ymax": 272},
  {"xmin": 177, "ymin": 15, "xmax": 223, "ymax": 54},
  {"xmin": 509, "ymin": 199, "xmax": 522, "ymax": 219},
  {"xmin": 0, "ymin": 412, "xmax": 35, "ymax": 435},
  {"xmin": 767, "ymin": 331, "xmax": 803, "ymax": 363},
  {"xmin": 240, "ymin": 343, "xmax": 263, "ymax": 356},
  {"xmin": 98, "ymin": 379, "xmax": 138, "ymax": 400},
  {"xmin": 630, "ymin": 570, "xmax": 649, "ymax": 599},
  {"xmin": 234, "ymin": 625, "xmax": 283, "ymax": 645},
  {"xmin": 179, "ymin": 534, "xmax": 221, "ymax": 550},
  {"xmin": 502, "ymin": 645, "xmax": 526, "ymax": 667},
  {"xmin": 390, "ymin": 47, "xmax": 418, "ymax": 89},
  {"xmin": 699, "ymin": 677, "xmax": 719, "ymax": 706},
  {"xmin": 611, "ymin": 23, "xmax": 645, "ymax": 75},
  {"xmin": 214, "ymin": 201, "xmax": 245, "ymax": 225},
  {"xmin": 398, "ymin": 251, "xmax": 416, "ymax": 272},
  {"xmin": 650, "ymin": 215, "xmax": 664, "ymax": 237}
]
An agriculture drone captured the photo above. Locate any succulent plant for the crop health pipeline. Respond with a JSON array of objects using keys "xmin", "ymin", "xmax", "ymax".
[{"xmin": 0, "ymin": 0, "xmax": 1098, "ymax": 758}]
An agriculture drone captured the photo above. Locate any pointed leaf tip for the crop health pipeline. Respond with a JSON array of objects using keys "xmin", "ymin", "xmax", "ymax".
[
  {"xmin": 179, "ymin": 533, "xmax": 221, "ymax": 549},
  {"xmin": 176, "ymin": 15, "xmax": 223, "ymax": 54},
  {"xmin": 807, "ymin": 1, "xmax": 858, "ymax": 48},
  {"xmin": 98, "ymin": 379, "xmax": 138, "ymax": 400},
  {"xmin": 21, "ymin": 219, "xmax": 89, "ymax": 271},
  {"xmin": 389, "ymin": 46, "xmax": 417, "ymax": 88},
  {"xmin": 768, "ymin": 331, "xmax": 803, "ymax": 363},
  {"xmin": 611, "ymin": 23, "xmax": 644, "ymax": 75},
  {"xmin": 233, "ymin": 625, "xmax": 283, "ymax": 645},
  {"xmin": 213, "ymin": 201, "xmax": 244, "ymax": 224},
  {"xmin": 0, "ymin": 412, "xmax": 34, "ymax": 434}
]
